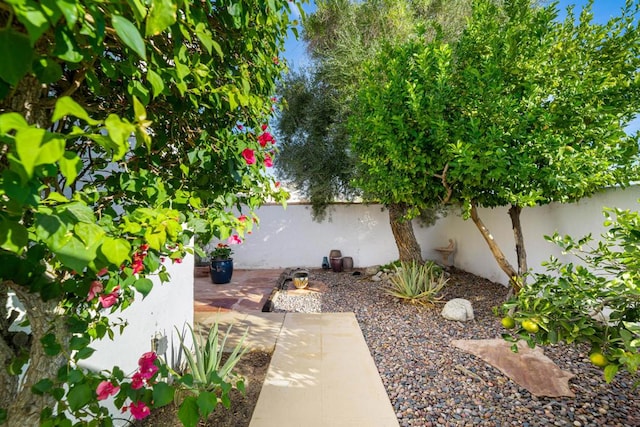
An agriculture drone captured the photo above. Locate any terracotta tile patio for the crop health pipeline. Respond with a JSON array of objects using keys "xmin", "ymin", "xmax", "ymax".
[{"xmin": 194, "ymin": 267, "xmax": 283, "ymax": 313}]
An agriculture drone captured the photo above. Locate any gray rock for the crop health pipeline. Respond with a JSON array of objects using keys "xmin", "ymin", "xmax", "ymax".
[
  {"xmin": 441, "ymin": 298, "xmax": 474, "ymax": 321},
  {"xmin": 364, "ymin": 266, "xmax": 380, "ymax": 276}
]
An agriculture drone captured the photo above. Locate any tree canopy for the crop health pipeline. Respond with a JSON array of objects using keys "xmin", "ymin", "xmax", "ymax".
[{"xmin": 445, "ymin": 0, "xmax": 640, "ymax": 287}]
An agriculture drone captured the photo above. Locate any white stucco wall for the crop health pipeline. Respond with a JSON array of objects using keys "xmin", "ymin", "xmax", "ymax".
[
  {"xmin": 82, "ymin": 253, "xmax": 194, "ymax": 374},
  {"xmin": 233, "ymin": 186, "xmax": 640, "ymax": 286}
]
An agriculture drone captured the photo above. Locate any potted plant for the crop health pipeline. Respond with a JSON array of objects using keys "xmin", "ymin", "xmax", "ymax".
[{"xmin": 210, "ymin": 244, "xmax": 234, "ymax": 284}]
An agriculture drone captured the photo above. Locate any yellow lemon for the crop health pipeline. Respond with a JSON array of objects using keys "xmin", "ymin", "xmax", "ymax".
[
  {"xmin": 522, "ymin": 319, "xmax": 539, "ymax": 334},
  {"xmin": 501, "ymin": 317, "xmax": 516, "ymax": 329},
  {"xmin": 589, "ymin": 352, "xmax": 608, "ymax": 368}
]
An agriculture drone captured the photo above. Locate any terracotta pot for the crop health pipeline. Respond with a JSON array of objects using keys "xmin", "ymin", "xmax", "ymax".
[
  {"xmin": 329, "ymin": 249, "xmax": 342, "ymax": 259},
  {"xmin": 330, "ymin": 257, "xmax": 343, "ymax": 272}
]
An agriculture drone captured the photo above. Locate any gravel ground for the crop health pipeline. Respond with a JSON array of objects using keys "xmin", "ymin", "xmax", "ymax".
[{"xmin": 273, "ymin": 268, "xmax": 639, "ymax": 427}]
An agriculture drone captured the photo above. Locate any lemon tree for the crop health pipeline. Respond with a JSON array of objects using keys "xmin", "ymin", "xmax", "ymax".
[{"xmin": 502, "ymin": 206, "xmax": 640, "ymax": 384}]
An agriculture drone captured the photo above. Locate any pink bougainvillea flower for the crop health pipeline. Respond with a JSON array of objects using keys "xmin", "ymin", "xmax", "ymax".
[
  {"xmin": 273, "ymin": 56, "xmax": 279, "ymax": 65},
  {"xmin": 274, "ymin": 181, "xmax": 281, "ymax": 188},
  {"xmin": 258, "ymin": 132, "xmax": 274, "ymax": 147},
  {"xmin": 264, "ymin": 153, "xmax": 273, "ymax": 168},
  {"xmin": 261, "ymin": 124, "xmax": 268, "ymax": 131},
  {"xmin": 227, "ymin": 235, "xmax": 242, "ymax": 245},
  {"xmin": 97, "ymin": 268, "xmax": 108, "ymax": 277},
  {"xmin": 138, "ymin": 352, "xmax": 157, "ymax": 369},
  {"xmin": 129, "ymin": 401, "xmax": 151, "ymax": 420},
  {"xmin": 237, "ymin": 124, "xmax": 244, "ymax": 130},
  {"xmin": 242, "ymin": 148, "xmax": 256, "ymax": 165},
  {"xmin": 173, "ymin": 258, "xmax": 183, "ymax": 264},
  {"xmin": 99, "ymin": 286, "xmax": 120, "ymax": 309},
  {"xmin": 96, "ymin": 381, "xmax": 120, "ymax": 400},
  {"xmin": 137, "ymin": 351, "xmax": 158, "ymax": 380},
  {"xmin": 87, "ymin": 281, "xmax": 104, "ymax": 301},
  {"xmin": 270, "ymin": 96, "xmax": 277, "ymax": 103},
  {"xmin": 238, "ymin": 214, "xmax": 248, "ymax": 222},
  {"xmin": 140, "ymin": 364, "xmax": 158, "ymax": 380},
  {"xmin": 130, "ymin": 372, "xmax": 145, "ymax": 390}
]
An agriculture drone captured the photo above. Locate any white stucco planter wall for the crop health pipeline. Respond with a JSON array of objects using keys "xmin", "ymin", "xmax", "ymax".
[{"xmin": 82, "ymin": 253, "xmax": 194, "ymax": 374}]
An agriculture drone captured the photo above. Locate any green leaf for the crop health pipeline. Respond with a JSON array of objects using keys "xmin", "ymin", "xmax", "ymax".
[
  {"xmin": 0, "ymin": 29, "xmax": 33, "ymax": 85},
  {"xmin": 196, "ymin": 391, "xmax": 217, "ymax": 419},
  {"xmin": 9, "ymin": 0, "xmax": 50, "ymax": 44},
  {"xmin": 152, "ymin": 382, "xmax": 175, "ymax": 407},
  {"xmin": 53, "ymin": 96, "xmax": 100, "ymax": 125},
  {"xmin": 54, "ymin": 236, "xmax": 94, "ymax": 271},
  {"xmin": 0, "ymin": 112, "xmax": 29, "ymax": 133},
  {"xmin": 67, "ymin": 383, "xmax": 92, "ymax": 411},
  {"xmin": 33, "ymin": 57, "xmax": 62, "ymax": 84},
  {"xmin": 15, "ymin": 128, "xmax": 47, "ymax": 177},
  {"xmin": 147, "ymin": 69, "xmax": 165, "ymax": 98},
  {"xmin": 112, "ymin": 15, "xmax": 146, "ymax": 60},
  {"xmin": 178, "ymin": 396, "xmax": 199, "ymax": 427},
  {"xmin": 74, "ymin": 222, "xmax": 105, "ymax": 247},
  {"xmin": 14, "ymin": 127, "xmax": 65, "ymax": 178},
  {"xmin": 0, "ymin": 218, "xmax": 28, "ymax": 253},
  {"xmin": 59, "ymin": 151, "xmax": 82, "ymax": 185},
  {"xmin": 146, "ymin": 0, "xmax": 177, "ymax": 36},
  {"xmin": 75, "ymin": 346, "xmax": 95, "ymax": 360},
  {"xmin": 53, "ymin": 26, "xmax": 83, "ymax": 63},
  {"xmin": 31, "ymin": 378, "xmax": 54, "ymax": 395},
  {"xmin": 100, "ymin": 237, "xmax": 131, "ymax": 267},
  {"xmin": 64, "ymin": 202, "xmax": 95, "ymax": 223},
  {"xmin": 144, "ymin": 228, "xmax": 166, "ymax": 251},
  {"xmin": 133, "ymin": 96, "xmax": 147, "ymax": 122},
  {"xmin": 69, "ymin": 335, "xmax": 90, "ymax": 351},
  {"xmin": 104, "ymin": 114, "xmax": 135, "ymax": 160},
  {"xmin": 55, "ymin": 0, "xmax": 79, "ymax": 27},
  {"xmin": 41, "ymin": 333, "xmax": 62, "ymax": 356},
  {"xmin": 134, "ymin": 278, "xmax": 153, "ymax": 297},
  {"xmin": 604, "ymin": 363, "xmax": 619, "ymax": 383}
]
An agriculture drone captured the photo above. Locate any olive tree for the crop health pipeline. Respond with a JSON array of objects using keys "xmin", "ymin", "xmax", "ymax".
[{"xmin": 278, "ymin": 0, "xmax": 474, "ymax": 260}]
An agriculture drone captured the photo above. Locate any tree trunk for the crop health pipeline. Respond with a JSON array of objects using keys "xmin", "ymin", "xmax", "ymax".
[
  {"xmin": 2, "ymin": 283, "xmax": 68, "ymax": 426},
  {"xmin": 388, "ymin": 203, "xmax": 423, "ymax": 262},
  {"xmin": 469, "ymin": 203, "xmax": 522, "ymax": 293},
  {"xmin": 508, "ymin": 204, "xmax": 528, "ymax": 278}
]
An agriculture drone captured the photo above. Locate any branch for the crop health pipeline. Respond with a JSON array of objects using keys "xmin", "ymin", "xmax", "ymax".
[{"xmin": 434, "ymin": 163, "xmax": 452, "ymax": 204}]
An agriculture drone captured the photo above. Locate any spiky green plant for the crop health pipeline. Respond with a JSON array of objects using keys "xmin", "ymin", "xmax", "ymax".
[
  {"xmin": 384, "ymin": 261, "xmax": 448, "ymax": 306},
  {"xmin": 176, "ymin": 322, "xmax": 248, "ymax": 395}
]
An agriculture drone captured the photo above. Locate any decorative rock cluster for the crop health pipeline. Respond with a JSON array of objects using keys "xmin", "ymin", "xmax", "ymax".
[{"xmin": 369, "ymin": 266, "xmax": 399, "ymax": 283}]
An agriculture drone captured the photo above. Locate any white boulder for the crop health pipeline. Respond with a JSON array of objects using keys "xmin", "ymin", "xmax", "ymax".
[{"xmin": 441, "ymin": 298, "xmax": 474, "ymax": 321}]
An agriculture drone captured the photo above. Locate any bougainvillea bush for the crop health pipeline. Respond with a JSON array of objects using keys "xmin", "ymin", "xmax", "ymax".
[{"xmin": 0, "ymin": 0, "xmax": 297, "ymax": 425}]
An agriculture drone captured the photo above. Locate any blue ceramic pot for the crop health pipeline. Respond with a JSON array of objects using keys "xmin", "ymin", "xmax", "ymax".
[{"xmin": 210, "ymin": 259, "xmax": 233, "ymax": 284}]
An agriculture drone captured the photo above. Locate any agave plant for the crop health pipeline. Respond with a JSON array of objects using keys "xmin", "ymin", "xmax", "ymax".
[
  {"xmin": 175, "ymin": 321, "xmax": 248, "ymax": 396},
  {"xmin": 384, "ymin": 261, "xmax": 448, "ymax": 306}
]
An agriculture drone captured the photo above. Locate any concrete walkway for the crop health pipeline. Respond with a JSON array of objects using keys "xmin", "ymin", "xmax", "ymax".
[
  {"xmin": 250, "ymin": 313, "xmax": 399, "ymax": 427},
  {"xmin": 194, "ymin": 270, "xmax": 398, "ymax": 427}
]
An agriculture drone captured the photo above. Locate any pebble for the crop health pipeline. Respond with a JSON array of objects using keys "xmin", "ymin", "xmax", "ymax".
[{"xmin": 277, "ymin": 268, "xmax": 640, "ymax": 426}]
